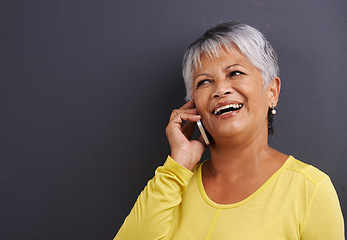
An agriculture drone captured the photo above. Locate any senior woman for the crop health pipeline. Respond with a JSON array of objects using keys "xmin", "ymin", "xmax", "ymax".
[{"xmin": 114, "ymin": 21, "xmax": 344, "ymax": 239}]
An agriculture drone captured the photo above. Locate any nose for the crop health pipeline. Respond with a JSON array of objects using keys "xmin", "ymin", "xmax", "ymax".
[{"xmin": 212, "ymin": 80, "xmax": 234, "ymax": 98}]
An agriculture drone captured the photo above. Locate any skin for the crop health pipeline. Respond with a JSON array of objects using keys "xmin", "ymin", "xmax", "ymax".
[{"xmin": 166, "ymin": 48, "xmax": 288, "ymax": 204}]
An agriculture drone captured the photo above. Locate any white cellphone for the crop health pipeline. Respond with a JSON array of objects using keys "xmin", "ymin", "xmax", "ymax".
[{"xmin": 196, "ymin": 120, "xmax": 210, "ymax": 145}]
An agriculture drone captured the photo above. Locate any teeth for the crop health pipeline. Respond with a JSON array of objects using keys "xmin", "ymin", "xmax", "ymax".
[{"xmin": 214, "ymin": 104, "xmax": 243, "ymax": 115}]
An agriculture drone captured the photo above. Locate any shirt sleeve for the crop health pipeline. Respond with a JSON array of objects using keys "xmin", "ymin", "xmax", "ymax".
[
  {"xmin": 114, "ymin": 156, "xmax": 194, "ymax": 240},
  {"xmin": 300, "ymin": 176, "xmax": 345, "ymax": 239}
]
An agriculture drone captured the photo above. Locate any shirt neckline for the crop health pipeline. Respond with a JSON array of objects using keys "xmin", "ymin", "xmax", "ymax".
[{"xmin": 196, "ymin": 155, "xmax": 294, "ymax": 209}]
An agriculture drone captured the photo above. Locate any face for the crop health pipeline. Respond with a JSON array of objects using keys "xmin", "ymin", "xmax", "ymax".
[{"xmin": 192, "ymin": 48, "xmax": 278, "ymax": 142}]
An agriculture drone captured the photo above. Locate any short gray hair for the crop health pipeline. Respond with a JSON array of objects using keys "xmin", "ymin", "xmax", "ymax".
[{"xmin": 182, "ymin": 20, "xmax": 279, "ymax": 101}]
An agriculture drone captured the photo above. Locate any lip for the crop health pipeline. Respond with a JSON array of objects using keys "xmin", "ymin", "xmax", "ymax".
[
  {"xmin": 213, "ymin": 108, "xmax": 242, "ymax": 119},
  {"xmin": 211, "ymin": 100, "xmax": 243, "ymax": 119},
  {"xmin": 212, "ymin": 100, "xmax": 242, "ymax": 110}
]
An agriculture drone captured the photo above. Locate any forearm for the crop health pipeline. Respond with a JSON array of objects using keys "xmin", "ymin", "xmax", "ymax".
[{"xmin": 114, "ymin": 156, "xmax": 193, "ymax": 240}]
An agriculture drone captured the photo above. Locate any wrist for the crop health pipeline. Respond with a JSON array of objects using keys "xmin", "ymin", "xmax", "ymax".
[{"xmin": 170, "ymin": 151, "xmax": 196, "ymax": 171}]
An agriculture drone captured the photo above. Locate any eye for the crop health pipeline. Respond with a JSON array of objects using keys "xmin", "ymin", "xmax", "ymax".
[
  {"xmin": 229, "ymin": 71, "xmax": 244, "ymax": 77},
  {"xmin": 197, "ymin": 79, "xmax": 211, "ymax": 88}
]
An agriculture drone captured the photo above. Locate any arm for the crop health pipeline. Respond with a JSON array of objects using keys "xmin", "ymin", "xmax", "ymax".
[
  {"xmin": 301, "ymin": 177, "xmax": 345, "ymax": 239},
  {"xmin": 114, "ymin": 99, "xmax": 206, "ymax": 239},
  {"xmin": 114, "ymin": 156, "xmax": 193, "ymax": 240}
]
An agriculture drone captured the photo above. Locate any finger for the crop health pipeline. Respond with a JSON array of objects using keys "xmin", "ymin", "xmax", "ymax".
[
  {"xmin": 170, "ymin": 111, "xmax": 201, "ymax": 124},
  {"xmin": 170, "ymin": 108, "xmax": 198, "ymax": 121},
  {"xmin": 171, "ymin": 108, "xmax": 197, "ymax": 117},
  {"xmin": 170, "ymin": 99, "xmax": 197, "ymax": 121},
  {"xmin": 179, "ymin": 98, "xmax": 195, "ymax": 110},
  {"xmin": 191, "ymin": 139, "xmax": 207, "ymax": 160}
]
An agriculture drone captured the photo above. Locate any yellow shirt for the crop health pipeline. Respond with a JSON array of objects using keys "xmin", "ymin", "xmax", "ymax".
[{"xmin": 114, "ymin": 156, "xmax": 344, "ymax": 239}]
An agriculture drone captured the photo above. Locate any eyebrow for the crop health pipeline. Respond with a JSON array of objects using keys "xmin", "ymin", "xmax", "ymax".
[
  {"xmin": 225, "ymin": 64, "xmax": 245, "ymax": 70},
  {"xmin": 194, "ymin": 64, "xmax": 246, "ymax": 81},
  {"xmin": 193, "ymin": 73, "xmax": 211, "ymax": 81}
]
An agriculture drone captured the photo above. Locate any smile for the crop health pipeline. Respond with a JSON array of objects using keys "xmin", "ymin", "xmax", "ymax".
[{"xmin": 213, "ymin": 103, "xmax": 243, "ymax": 115}]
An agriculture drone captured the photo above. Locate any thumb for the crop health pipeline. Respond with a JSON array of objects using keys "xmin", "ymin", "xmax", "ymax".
[{"xmin": 191, "ymin": 140, "xmax": 207, "ymax": 162}]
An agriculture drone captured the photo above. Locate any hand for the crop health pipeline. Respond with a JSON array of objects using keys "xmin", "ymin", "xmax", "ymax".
[{"xmin": 165, "ymin": 99, "xmax": 207, "ymax": 171}]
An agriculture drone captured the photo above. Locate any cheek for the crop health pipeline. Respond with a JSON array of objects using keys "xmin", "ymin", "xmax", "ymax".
[
  {"xmin": 193, "ymin": 99, "xmax": 203, "ymax": 115},
  {"xmin": 193, "ymin": 92, "xmax": 207, "ymax": 114},
  {"xmin": 249, "ymin": 93, "xmax": 269, "ymax": 118}
]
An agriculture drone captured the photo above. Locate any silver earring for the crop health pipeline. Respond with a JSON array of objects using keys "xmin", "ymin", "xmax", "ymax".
[{"xmin": 271, "ymin": 103, "xmax": 277, "ymax": 115}]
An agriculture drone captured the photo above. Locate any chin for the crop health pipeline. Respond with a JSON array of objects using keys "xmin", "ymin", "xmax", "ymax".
[{"xmin": 208, "ymin": 126, "xmax": 241, "ymax": 140}]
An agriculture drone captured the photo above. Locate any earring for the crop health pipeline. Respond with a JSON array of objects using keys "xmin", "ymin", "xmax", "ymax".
[{"xmin": 271, "ymin": 103, "xmax": 277, "ymax": 115}]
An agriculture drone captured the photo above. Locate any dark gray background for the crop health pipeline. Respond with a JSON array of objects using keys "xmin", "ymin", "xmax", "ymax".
[{"xmin": 1, "ymin": 0, "xmax": 346, "ymax": 239}]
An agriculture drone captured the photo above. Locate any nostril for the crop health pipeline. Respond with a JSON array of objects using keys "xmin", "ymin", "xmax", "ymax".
[
  {"xmin": 213, "ymin": 89, "xmax": 233, "ymax": 98},
  {"xmin": 213, "ymin": 91, "xmax": 231, "ymax": 98}
]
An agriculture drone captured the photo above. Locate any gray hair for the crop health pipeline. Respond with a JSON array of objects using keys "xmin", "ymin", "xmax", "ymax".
[{"xmin": 182, "ymin": 20, "xmax": 279, "ymax": 101}]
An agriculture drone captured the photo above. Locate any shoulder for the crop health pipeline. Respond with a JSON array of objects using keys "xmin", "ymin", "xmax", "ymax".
[
  {"xmin": 288, "ymin": 156, "xmax": 346, "ymax": 238},
  {"xmin": 284, "ymin": 156, "xmax": 329, "ymax": 186}
]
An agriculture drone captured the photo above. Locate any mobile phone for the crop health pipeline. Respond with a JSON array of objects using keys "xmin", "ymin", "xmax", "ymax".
[{"xmin": 196, "ymin": 120, "xmax": 210, "ymax": 145}]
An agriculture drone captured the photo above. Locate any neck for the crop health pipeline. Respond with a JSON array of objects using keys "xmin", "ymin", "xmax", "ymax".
[{"xmin": 208, "ymin": 130, "xmax": 273, "ymax": 177}]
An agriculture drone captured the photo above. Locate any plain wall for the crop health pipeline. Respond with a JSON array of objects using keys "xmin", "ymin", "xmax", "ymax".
[{"xmin": 1, "ymin": 0, "xmax": 346, "ymax": 239}]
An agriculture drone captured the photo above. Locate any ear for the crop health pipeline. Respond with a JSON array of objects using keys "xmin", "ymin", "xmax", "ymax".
[{"xmin": 267, "ymin": 77, "xmax": 281, "ymax": 108}]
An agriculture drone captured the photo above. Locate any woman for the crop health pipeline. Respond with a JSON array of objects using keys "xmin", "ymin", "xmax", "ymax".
[{"xmin": 114, "ymin": 21, "xmax": 344, "ymax": 239}]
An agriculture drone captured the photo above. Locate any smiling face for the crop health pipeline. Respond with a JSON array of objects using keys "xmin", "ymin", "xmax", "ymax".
[{"xmin": 192, "ymin": 48, "xmax": 278, "ymax": 143}]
